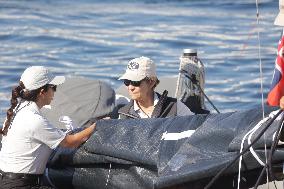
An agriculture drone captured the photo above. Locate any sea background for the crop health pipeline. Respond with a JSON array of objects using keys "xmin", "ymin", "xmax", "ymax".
[{"xmin": 0, "ymin": 0, "xmax": 281, "ymax": 124}]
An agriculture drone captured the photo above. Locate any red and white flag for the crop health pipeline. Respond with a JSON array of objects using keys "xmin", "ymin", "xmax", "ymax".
[{"xmin": 267, "ymin": 29, "xmax": 284, "ymax": 106}]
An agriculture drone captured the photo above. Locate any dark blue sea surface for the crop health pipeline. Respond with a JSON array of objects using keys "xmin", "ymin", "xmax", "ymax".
[{"xmin": 0, "ymin": 0, "xmax": 280, "ymax": 124}]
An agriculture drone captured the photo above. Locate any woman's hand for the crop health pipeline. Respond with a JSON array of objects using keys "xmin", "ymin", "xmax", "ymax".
[
  {"xmin": 280, "ymin": 96, "xmax": 284, "ymax": 109},
  {"xmin": 60, "ymin": 122, "xmax": 96, "ymax": 148}
]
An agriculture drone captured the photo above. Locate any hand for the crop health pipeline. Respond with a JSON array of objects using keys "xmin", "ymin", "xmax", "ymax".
[
  {"xmin": 280, "ymin": 96, "xmax": 284, "ymax": 109},
  {"xmin": 89, "ymin": 122, "xmax": 96, "ymax": 133}
]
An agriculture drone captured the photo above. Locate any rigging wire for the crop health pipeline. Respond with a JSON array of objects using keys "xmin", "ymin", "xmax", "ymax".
[
  {"xmin": 254, "ymin": 0, "xmax": 270, "ymax": 188},
  {"xmin": 180, "ymin": 70, "xmax": 220, "ymax": 113},
  {"xmin": 236, "ymin": 1, "xmax": 269, "ymax": 187},
  {"xmin": 206, "ymin": 1, "xmax": 282, "ymax": 188},
  {"xmin": 256, "ymin": 0, "xmax": 265, "ymax": 120}
]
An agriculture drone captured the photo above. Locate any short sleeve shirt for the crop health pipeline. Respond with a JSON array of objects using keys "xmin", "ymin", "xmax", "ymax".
[{"xmin": 0, "ymin": 101, "xmax": 65, "ymax": 174}]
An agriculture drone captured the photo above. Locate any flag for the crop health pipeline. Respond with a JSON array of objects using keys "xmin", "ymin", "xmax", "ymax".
[{"xmin": 267, "ymin": 30, "xmax": 284, "ymax": 106}]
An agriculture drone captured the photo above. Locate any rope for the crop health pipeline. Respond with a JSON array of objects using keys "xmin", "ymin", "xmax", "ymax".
[
  {"xmin": 176, "ymin": 55, "xmax": 206, "ymax": 110},
  {"xmin": 237, "ymin": 110, "xmax": 282, "ymax": 189},
  {"xmin": 204, "ymin": 109, "xmax": 283, "ymax": 189},
  {"xmin": 180, "ymin": 70, "xmax": 220, "ymax": 113},
  {"xmin": 253, "ymin": 113, "xmax": 284, "ymax": 189}
]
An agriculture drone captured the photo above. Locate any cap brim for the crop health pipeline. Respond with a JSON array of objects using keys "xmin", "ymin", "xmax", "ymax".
[
  {"xmin": 274, "ymin": 12, "xmax": 284, "ymax": 26},
  {"xmin": 49, "ymin": 76, "xmax": 65, "ymax": 86},
  {"xmin": 118, "ymin": 72, "xmax": 145, "ymax": 81}
]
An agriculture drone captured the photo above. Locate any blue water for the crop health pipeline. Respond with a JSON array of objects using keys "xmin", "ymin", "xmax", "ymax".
[{"xmin": 0, "ymin": 0, "xmax": 281, "ymax": 124}]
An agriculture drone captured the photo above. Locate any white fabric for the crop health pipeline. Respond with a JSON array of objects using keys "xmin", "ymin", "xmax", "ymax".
[
  {"xmin": 20, "ymin": 66, "xmax": 65, "ymax": 90},
  {"xmin": 133, "ymin": 92, "xmax": 194, "ymax": 118},
  {"xmin": 0, "ymin": 101, "xmax": 66, "ymax": 174},
  {"xmin": 59, "ymin": 116, "xmax": 78, "ymax": 133},
  {"xmin": 119, "ymin": 56, "xmax": 156, "ymax": 81},
  {"xmin": 161, "ymin": 130, "xmax": 195, "ymax": 140}
]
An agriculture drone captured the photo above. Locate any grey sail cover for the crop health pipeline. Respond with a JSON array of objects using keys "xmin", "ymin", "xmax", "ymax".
[
  {"xmin": 46, "ymin": 105, "xmax": 284, "ymax": 189},
  {"xmin": 41, "ymin": 77, "xmax": 116, "ymax": 129}
]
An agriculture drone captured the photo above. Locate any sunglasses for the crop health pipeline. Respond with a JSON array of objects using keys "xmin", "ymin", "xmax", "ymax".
[
  {"xmin": 47, "ymin": 84, "xmax": 57, "ymax": 92},
  {"xmin": 124, "ymin": 79, "xmax": 144, "ymax": 87}
]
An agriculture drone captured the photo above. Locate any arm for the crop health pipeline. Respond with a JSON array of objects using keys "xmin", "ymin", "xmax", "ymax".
[{"xmin": 59, "ymin": 123, "xmax": 96, "ymax": 148}]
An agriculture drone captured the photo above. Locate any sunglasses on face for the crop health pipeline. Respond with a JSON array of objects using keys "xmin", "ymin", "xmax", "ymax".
[
  {"xmin": 124, "ymin": 79, "xmax": 144, "ymax": 87},
  {"xmin": 47, "ymin": 84, "xmax": 57, "ymax": 92}
]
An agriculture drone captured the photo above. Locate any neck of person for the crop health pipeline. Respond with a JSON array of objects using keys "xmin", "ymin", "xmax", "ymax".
[
  {"xmin": 35, "ymin": 96, "xmax": 46, "ymax": 109},
  {"xmin": 136, "ymin": 91, "xmax": 155, "ymax": 111},
  {"xmin": 36, "ymin": 101, "xmax": 44, "ymax": 109}
]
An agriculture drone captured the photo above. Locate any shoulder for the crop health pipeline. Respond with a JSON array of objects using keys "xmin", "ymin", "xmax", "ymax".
[
  {"xmin": 27, "ymin": 111, "xmax": 50, "ymax": 130},
  {"xmin": 16, "ymin": 104, "xmax": 45, "ymax": 125},
  {"xmin": 118, "ymin": 100, "xmax": 133, "ymax": 113},
  {"xmin": 10, "ymin": 106, "xmax": 48, "ymax": 136}
]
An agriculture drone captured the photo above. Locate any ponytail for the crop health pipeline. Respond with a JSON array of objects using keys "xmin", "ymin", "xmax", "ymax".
[{"xmin": 1, "ymin": 82, "xmax": 48, "ymax": 135}]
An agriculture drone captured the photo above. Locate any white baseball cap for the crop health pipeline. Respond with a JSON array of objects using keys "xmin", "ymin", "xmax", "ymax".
[
  {"xmin": 20, "ymin": 66, "xmax": 65, "ymax": 90},
  {"xmin": 118, "ymin": 56, "xmax": 156, "ymax": 81},
  {"xmin": 275, "ymin": 0, "xmax": 284, "ymax": 26}
]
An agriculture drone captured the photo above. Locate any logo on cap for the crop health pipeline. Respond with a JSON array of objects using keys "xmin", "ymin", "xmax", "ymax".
[{"xmin": 127, "ymin": 62, "xmax": 139, "ymax": 70}]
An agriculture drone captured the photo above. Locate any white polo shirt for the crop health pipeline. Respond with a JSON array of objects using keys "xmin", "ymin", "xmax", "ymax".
[
  {"xmin": 0, "ymin": 101, "xmax": 65, "ymax": 174},
  {"xmin": 133, "ymin": 93, "xmax": 194, "ymax": 118}
]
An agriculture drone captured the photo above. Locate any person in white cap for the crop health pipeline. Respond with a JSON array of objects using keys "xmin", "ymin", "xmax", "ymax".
[
  {"xmin": 118, "ymin": 56, "xmax": 193, "ymax": 119},
  {"xmin": 274, "ymin": 0, "xmax": 284, "ymax": 26},
  {"xmin": 0, "ymin": 66, "xmax": 95, "ymax": 189}
]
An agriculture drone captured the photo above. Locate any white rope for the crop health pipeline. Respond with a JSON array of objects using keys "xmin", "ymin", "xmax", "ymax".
[
  {"xmin": 237, "ymin": 116, "xmax": 269, "ymax": 189},
  {"xmin": 237, "ymin": 109, "xmax": 281, "ymax": 189},
  {"xmin": 175, "ymin": 54, "xmax": 205, "ymax": 108},
  {"xmin": 248, "ymin": 121, "xmax": 267, "ymax": 166}
]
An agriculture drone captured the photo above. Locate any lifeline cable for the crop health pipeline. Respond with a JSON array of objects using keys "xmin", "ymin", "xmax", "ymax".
[
  {"xmin": 254, "ymin": 0, "xmax": 270, "ymax": 187},
  {"xmin": 204, "ymin": 109, "xmax": 283, "ymax": 189},
  {"xmin": 238, "ymin": 1, "xmax": 270, "ymax": 188}
]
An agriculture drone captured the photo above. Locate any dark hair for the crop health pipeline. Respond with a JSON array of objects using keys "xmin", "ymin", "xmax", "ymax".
[{"xmin": 1, "ymin": 82, "xmax": 49, "ymax": 135}]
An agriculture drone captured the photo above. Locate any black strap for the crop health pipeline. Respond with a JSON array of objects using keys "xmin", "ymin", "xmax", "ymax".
[
  {"xmin": 152, "ymin": 90, "xmax": 168, "ymax": 118},
  {"xmin": 0, "ymin": 170, "xmax": 42, "ymax": 180}
]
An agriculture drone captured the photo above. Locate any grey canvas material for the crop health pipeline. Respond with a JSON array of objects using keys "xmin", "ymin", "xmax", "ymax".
[
  {"xmin": 45, "ymin": 105, "xmax": 283, "ymax": 189},
  {"xmin": 41, "ymin": 77, "xmax": 115, "ymax": 129}
]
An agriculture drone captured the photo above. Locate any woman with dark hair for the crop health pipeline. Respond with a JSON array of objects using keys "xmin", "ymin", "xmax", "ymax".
[{"xmin": 0, "ymin": 66, "xmax": 95, "ymax": 189}]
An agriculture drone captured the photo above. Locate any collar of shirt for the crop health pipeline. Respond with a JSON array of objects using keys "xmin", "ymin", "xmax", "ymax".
[
  {"xmin": 16, "ymin": 100, "xmax": 40, "ymax": 115},
  {"xmin": 133, "ymin": 92, "xmax": 159, "ymax": 117}
]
